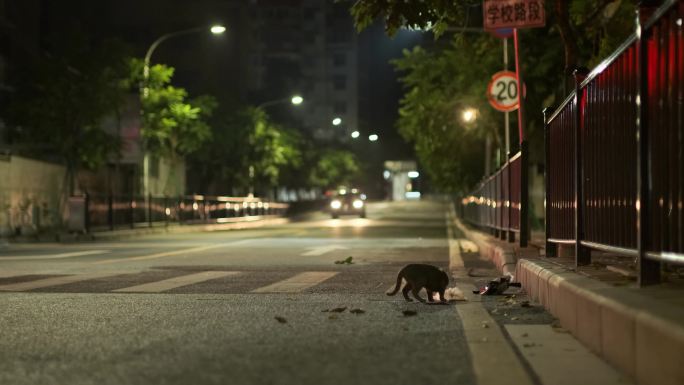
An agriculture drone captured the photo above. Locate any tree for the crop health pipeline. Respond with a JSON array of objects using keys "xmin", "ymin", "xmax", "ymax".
[
  {"xmin": 309, "ymin": 149, "xmax": 361, "ymax": 190},
  {"xmin": 187, "ymin": 105, "xmax": 302, "ymax": 197},
  {"xmin": 128, "ymin": 59, "xmax": 216, "ymax": 195},
  {"xmin": 3, "ymin": 37, "xmax": 130, "ymax": 193}
]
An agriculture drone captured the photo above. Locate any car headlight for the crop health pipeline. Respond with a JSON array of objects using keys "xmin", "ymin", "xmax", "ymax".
[
  {"xmin": 330, "ymin": 200, "xmax": 342, "ymax": 209},
  {"xmin": 352, "ymin": 199, "xmax": 364, "ymax": 209}
]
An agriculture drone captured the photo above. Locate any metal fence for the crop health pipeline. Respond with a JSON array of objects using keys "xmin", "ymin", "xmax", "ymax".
[
  {"xmin": 544, "ymin": 0, "xmax": 683, "ymax": 285},
  {"xmin": 461, "ymin": 142, "xmax": 529, "ymax": 247},
  {"xmin": 71, "ymin": 194, "xmax": 289, "ymax": 232}
]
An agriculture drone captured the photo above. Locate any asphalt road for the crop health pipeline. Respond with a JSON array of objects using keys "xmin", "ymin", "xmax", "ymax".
[{"xmin": 0, "ymin": 200, "xmax": 632, "ymax": 385}]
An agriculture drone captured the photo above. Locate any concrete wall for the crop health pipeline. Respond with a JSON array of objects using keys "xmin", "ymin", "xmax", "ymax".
[{"xmin": 0, "ymin": 155, "xmax": 66, "ymax": 235}]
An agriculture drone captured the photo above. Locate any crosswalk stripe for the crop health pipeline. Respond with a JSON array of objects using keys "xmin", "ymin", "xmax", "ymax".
[
  {"xmin": 0, "ymin": 250, "xmax": 109, "ymax": 261},
  {"xmin": 251, "ymin": 271, "xmax": 338, "ymax": 293},
  {"xmin": 0, "ymin": 272, "xmax": 121, "ymax": 291},
  {"xmin": 92, "ymin": 240, "xmax": 252, "ymax": 265},
  {"xmin": 112, "ymin": 271, "xmax": 239, "ymax": 293}
]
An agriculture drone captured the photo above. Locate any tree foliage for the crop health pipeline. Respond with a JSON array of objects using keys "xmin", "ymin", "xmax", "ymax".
[
  {"xmin": 187, "ymin": 105, "xmax": 302, "ymax": 196},
  {"xmin": 4, "ymin": 38, "xmax": 129, "ymax": 172},
  {"xmin": 352, "ymin": 0, "xmax": 637, "ymax": 192},
  {"xmin": 308, "ymin": 149, "xmax": 361, "ymax": 190},
  {"xmin": 128, "ymin": 59, "xmax": 215, "ymax": 160}
]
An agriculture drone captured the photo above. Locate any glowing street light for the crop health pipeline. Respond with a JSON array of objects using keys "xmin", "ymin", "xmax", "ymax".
[
  {"xmin": 462, "ymin": 108, "xmax": 477, "ymax": 123},
  {"xmin": 368, "ymin": 134, "xmax": 379, "ymax": 142},
  {"xmin": 332, "ymin": 117, "xmax": 342, "ymax": 126},
  {"xmin": 351, "ymin": 130, "xmax": 360, "ymax": 139},
  {"xmin": 291, "ymin": 95, "xmax": 304, "ymax": 105},
  {"xmin": 210, "ymin": 25, "xmax": 227, "ymax": 34}
]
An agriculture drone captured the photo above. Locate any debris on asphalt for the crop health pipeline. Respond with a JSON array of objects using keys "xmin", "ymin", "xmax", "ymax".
[
  {"xmin": 329, "ymin": 307, "xmax": 347, "ymax": 313},
  {"xmin": 445, "ymin": 287, "xmax": 467, "ymax": 301},
  {"xmin": 328, "ymin": 314, "xmax": 338, "ymax": 320},
  {"xmin": 522, "ymin": 343, "xmax": 537, "ymax": 348},
  {"xmin": 472, "ymin": 276, "xmax": 522, "ymax": 295},
  {"xmin": 334, "ymin": 256, "xmax": 354, "ymax": 265},
  {"xmin": 511, "ymin": 316, "xmax": 519, "ymax": 321},
  {"xmin": 521, "ymin": 333, "xmax": 529, "ymax": 338},
  {"xmin": 481, "ymin": 322, "xmax": 489, "ymax": 329},
  {"xmin": 350, "ymin": 308, "xmax": 365, "ymax": 314},
  {"xmin": 274, "ymin": 316, "xmax": 287, "ymax": 324},
  {"xmin": 402, "ymin": 310, "xmax": 417, "ymax": 317},
  {"xmin": 520, "ymin": 300, "xmax": 531, "ymax": 308}
]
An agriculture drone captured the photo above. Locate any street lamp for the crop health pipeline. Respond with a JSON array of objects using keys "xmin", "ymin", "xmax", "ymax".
[
  {"xmin": 257, "ymin": 95, "xmax": 304, "ymax": 109},
  {"xmin": 351, "ymin": 130, "xmax": 360, "ymax": 139},
  {"xmin": 368, "ymin": 134, "xmax": 379, "ymax": 142},
  {"xmin": 332, "ymin": 117, "xmax": 342, "ymax": 126},
  {"xmin": 461, "ymin": 108, "xmax": 478, "ymax": 123},
  {"xmin": 141, "ymin": 24, "xmax": 226, "ymax": 207}
]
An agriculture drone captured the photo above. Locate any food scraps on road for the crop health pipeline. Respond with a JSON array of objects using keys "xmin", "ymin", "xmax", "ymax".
[{"xmin": 274, "ymin": 316, "xmax": 287, "ymax": 324}]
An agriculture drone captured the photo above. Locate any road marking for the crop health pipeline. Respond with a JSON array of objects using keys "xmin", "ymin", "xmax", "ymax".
[
  {"xmin": 301, "ymin": 245, "xmax": 349, "ymax": 256},
  {"xmin": 0, "ymin": 250, "xmax": 109, "ymax": 261},
  {"xmin": 92, "ymin": 240, "xmax": 251, "ymax": 265},
  {"xmin": 505, "ymin": 324, "xmax": 634, "ymax": 385},
  {"xmin": 251, "ymin": 271, "xmax": 338, "ymax": 293},
  {"xmin": 0, "ymin": 272, "xmax": 121, "ymax": 291},
  {"xmin": 112, "ymin": 271, "xmax": 239, "ymax": 293},
  {"xmin": 446, "ymin": 208, "xmax": 534, "ymax": 385}
]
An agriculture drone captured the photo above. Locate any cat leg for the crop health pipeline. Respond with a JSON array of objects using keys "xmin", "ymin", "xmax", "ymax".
[
  {"xmin": 402, "ymin": 284, "xmax": 413, "ymax": 302},
  {"xmin": 411, "ymin": 286, "xmax": 426, "ymax": 303},
  {"xmin": 426, "ymin": 290, "xmax": 435, "ymax": 302},
  {"xmin": 438, "ymin": 290, "xmax": 447, "ymax": 303}
]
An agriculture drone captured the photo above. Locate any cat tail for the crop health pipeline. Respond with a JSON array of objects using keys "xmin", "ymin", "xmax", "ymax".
[{"xmin": 386, "ymin": 272, "xmax": 403, "ymax": 296}]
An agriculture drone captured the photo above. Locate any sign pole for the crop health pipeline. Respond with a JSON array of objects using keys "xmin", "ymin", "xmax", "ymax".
[
  {"xmin": 513, "ymin": 28, "xmax": 525, "ymax": 144},
  {"xmin": 503, "ymin": 37, "xmax": 510, "ymax": 158}
]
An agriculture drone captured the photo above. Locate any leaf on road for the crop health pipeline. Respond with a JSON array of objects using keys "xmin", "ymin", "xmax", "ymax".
[
  {"xmin": 328, "ymin": 314, "xmax": 338, "ymax": 320},
  {"xmin": 274, "ymin": 316, "xmax": 287, "ymax": 324},
  {"xmin": 330, "ymin": 306, "xmax": 347, "ymax": 313},
  {"xmin": 350, "ymin": 308, "xmax": 365, "ymax": 314},
  {"xmin": 402, "ymin": 310, "xmax": 417, "ymax": 317},
  {"xmin": 334, "ymin": 256, "xmax": 354, "ymax": 265}
]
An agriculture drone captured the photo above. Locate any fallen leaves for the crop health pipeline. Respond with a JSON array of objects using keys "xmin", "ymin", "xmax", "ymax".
[
  {"xmin": 402, "ymin": 310, "xmax": 417, "ymax": 317},
  {"xmin": 274, "ymin": 316, "xmax": 287, "ymax": 324},
  {"xmin": 334, "ymin": 256, "xmax": 354, "ymax": 265},
  {"xmin": 350, "ymin": 308, "xmax": 365, "ymax": 314}
]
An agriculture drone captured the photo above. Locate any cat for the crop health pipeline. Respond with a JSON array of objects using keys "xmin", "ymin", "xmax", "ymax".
[{"xmin": 386, "ymin": 264, "xmax": 449, "ymax": 303}]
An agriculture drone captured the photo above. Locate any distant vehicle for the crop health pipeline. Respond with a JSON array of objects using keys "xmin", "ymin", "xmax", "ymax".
[{"xmin": 329, "ymin": 189, "xmax": 366, "ymax": 219}]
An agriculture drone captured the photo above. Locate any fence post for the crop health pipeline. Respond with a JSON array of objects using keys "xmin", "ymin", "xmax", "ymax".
[
  {"xmin": 573, "ymin": 68, "xmax": 591, "ymax": 266},
  {"xmin": 107, "ymin": 192, "xmax": 114, "ymax": 231},
  {"xmin": 84, "ymin": 192, "xmax": 90, "ymax": 234},
  {"xmin": 520, "ymin": 140, "xmax": 529, "ymax": 248},
  {"xmin": 147, "ymin": 193, "xmax": 153, "ymax": 228},
  {"xmin": 507, "ymin": 159, "xmax": 515, "ymax": 243},
  {"xmin": 164, "ymin": 196, "xmax": 169, "ymax": 227},
  {"xmin": 129, "ymin": 195, "xmax": 135, "ymax": 229},
  {"xmin": 543, "ymin": 107, "xmax": 557, "ymax": 257},
  {"xmin": 636, "ymin": 1, "xmax": 661, "ymax": 285}
]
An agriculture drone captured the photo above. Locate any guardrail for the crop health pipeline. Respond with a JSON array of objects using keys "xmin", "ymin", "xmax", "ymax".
[
  {"xmin": 461, "ymin": 141, "xmax": 529, "ymax": 247},
  {"xmin": 68, "ymin": 194, "xmax": 289, "ymax": 233},
  {"xmin": 544, "ymin": 0, "xmax": 683, "ymax": 285}
]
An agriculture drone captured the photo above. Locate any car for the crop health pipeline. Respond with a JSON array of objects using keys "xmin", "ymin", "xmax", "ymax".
[{"xmin": 329, "ymin": 190, "xmax": 366, "ymax": 219}]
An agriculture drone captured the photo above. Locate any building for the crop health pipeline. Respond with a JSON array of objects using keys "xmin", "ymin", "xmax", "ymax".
[{"xmin": 246, "ymin": 0, "xmax": 359, "ymax": 141}]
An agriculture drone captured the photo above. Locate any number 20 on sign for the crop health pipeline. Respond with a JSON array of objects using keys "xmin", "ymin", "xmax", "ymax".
[{"xmin": 487, "ymin": 71, "xmax": 519, "ymax": 112}]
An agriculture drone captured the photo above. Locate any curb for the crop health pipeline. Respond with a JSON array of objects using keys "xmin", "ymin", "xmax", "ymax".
[
  {"xmin": 452, "ymin": 216, "xmax": 520, "ymax": 278},
  {"xmin": 517, "ymin": 258, "xmax": 684, "ymax": 385}
]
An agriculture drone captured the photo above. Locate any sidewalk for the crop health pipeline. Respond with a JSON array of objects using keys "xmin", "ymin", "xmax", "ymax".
[
  {"xmin": 1, "ymin": 215, "xmax": 291, "ymax": 244},
  {"xmin": 454, "ymin": 216, "xmax": 684, "ymax": 385}
]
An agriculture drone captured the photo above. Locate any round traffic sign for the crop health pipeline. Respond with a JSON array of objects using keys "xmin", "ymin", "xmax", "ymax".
[{"xmin": 487, "ymin": 71, "xmax": 519, "ymax": 112}]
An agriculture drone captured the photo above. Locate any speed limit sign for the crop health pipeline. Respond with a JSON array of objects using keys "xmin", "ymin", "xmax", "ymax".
[{"xmin": 487, "ymin": 71, "xmax": 520, "ymax": 112}]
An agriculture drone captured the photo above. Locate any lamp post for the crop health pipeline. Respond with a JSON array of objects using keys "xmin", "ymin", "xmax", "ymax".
[
  {"xmin": 140, "ymin": 24, "xmax": 225, "ymax": 209},
  {"xmin": 257, "ymin": 95, "xmax": 304, "ymax": 109}
]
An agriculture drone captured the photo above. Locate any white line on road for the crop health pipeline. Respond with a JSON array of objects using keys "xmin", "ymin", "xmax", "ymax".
[
  {"xmin": 92, "ymin": 240, "xmax": 252, "ymax": 265},
  {"xmin": 0, "ymin": 250, "xmax": 109, "ymax": 261},
  {"xmin": 251, "ymin": 271, "xmax": 338, "ymax": 293},
  {"xmin": 301, "ymin": 245, "xmax": 349, "ymax": 256},
  {"xmin": 0, "ymin": 272, "xmax": 121, "ymax": 291},
  {"xmin": 446, "ymin": 209, "xmax": 534, "ymax": 385},
  {"xmin": 112, "ymin": 271, "xmax": 240, "ymax": 293},
  {"xmin": 505, "ymin": 324, "xmax": 634, "ymax": 385}
]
